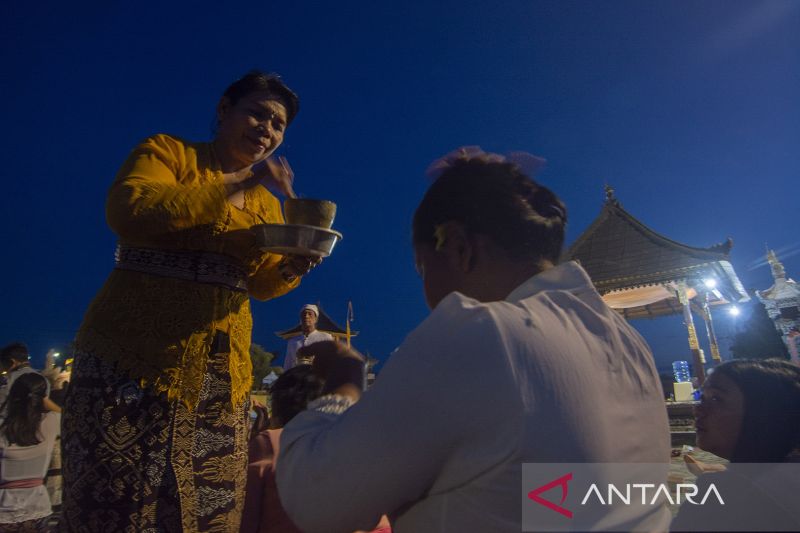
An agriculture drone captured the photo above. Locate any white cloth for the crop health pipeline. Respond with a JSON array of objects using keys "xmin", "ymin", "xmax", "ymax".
[
  {"xmin": 283, "ymin": 330, "xmax": 334, "ymax": 369},
  {"xmin": 0, "ymin": 411, "xmax": 61, "ymax": 524},
  {"xmin": 277, "ymin": 262, "xmax": 671, "ymax": 533}
]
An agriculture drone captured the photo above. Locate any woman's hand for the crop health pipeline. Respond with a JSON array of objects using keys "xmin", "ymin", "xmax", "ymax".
[
  {"xmin": 298, "ymin": 340, "xmax": 366, "ymax": 399},
  {"xmin": 250, "ymin": 156, "xmax": 296, "ymax": 198},
  {"xmin": 278, "ymin": 254, "xmax": 322, "ymax": 282},
  {"xmin": 222, "ymin": 156, "xmax": 296, "ymax": 199}
]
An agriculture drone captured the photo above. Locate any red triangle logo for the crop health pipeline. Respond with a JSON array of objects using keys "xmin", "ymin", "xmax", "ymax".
[{"xmin": 527, "ymin": 472, "xmax": 573, "ymax": 518}]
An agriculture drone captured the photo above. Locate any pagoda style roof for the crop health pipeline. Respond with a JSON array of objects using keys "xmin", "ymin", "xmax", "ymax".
[
  {"xmin": 275, "ymin": 305, "xmax": 359, "ymax": 340},
  {"xmin": 758, "ymin": 278, "xmax": 800, "ymax": 302},
  {"xmin": 756, "ymin": 250, "xmax": 800, "ymax": 303},
  {"xmin": 565, "ymin": 187, "xmax": 749, "ymax": 319}
]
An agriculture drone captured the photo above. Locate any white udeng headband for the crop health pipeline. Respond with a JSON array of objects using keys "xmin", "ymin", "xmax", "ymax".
[{"xmin": 301, "ymin": 304, "xmax": 319, "ymax": 317}]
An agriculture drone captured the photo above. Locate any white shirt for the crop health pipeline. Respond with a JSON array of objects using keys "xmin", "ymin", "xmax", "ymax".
[
  {"xmin": 0, "ymin": 411, "xmax": 60, "ymax": 523},
  {"xmin": 283, "ymin": 330, "xmax": 334, "ymax": 369},
  {"xmin": 277, "ymin": 262, "xmax": 671, "ymax": 533}
]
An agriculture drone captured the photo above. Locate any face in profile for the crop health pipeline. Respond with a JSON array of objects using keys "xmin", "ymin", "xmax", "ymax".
[
  {"xmin": 694, "ymin": 372, "xmax": 745, "ymax": 459},
  {"xmin": 216, "ymin": 90, "xmax": 288, "ymax": 168}
]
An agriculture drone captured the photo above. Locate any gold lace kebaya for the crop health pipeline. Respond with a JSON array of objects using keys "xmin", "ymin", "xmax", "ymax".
[{"xmin": 75, "ymin": 134, "xmax": 299, "ymax": 408}]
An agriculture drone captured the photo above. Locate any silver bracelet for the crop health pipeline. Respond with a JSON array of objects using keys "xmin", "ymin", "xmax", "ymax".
[{"xmin": 307, "ymin": 394, "xmax": 356, "ymax": 415}]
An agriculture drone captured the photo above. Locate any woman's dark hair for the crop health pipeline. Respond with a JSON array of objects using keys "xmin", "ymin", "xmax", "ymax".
[
  {"xmin": 412, "ymin": 157, "xmax": 567, "ymax": 264},
  {"xmin": 270, "ymin": 365, "xmax": 324, "ymax": 427},
  {"xmin": 712, "ymin": 358, "xmax": 800, "ymax": 462},
  {"xmin": 0, "ymin": 372, "xmax": 48, "ymax": 446},
  {"xmin": 0, "ymin": 341, "xmax": 29, "ymax": 369},
  {"xmin": 222, "ymin": 70, "xmax": 300, "ymax": 124}
]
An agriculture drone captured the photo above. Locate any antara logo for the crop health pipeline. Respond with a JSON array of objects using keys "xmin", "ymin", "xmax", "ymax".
[
  {"xmin": 528, "ymin": 472, "xmax": 573, "ymax": 518},
  {"xmin": 581, "ymin": 483, "xmax": 724, "ymax": 506},
  {"xmin": 528, "ymin": 473, "xmax": 724, "ymax": 519}
]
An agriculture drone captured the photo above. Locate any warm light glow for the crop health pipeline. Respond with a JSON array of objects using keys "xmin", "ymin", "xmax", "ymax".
[
  {"xmin": 728, "ymin": 306, "xmax": 740, "ymax": 317},
  {"xmin": 703, "ymin": 278, "xmax": 717, "ymax": 289}
]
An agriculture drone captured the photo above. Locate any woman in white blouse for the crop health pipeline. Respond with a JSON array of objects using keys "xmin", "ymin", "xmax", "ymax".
[{"xmin": 0, "ymin": 372, "xmax": 60, "ymax": 531}]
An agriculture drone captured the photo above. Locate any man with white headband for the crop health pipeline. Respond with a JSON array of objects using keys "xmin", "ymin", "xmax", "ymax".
[{"xmin": 283, "ymin": 304, "xmax": 333, "ymax": 369}]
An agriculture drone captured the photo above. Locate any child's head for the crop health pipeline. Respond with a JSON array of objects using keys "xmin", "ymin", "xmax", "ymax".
[{"xmin": 270, "ymin": 364, "xmax": 325, "ymax": 427}]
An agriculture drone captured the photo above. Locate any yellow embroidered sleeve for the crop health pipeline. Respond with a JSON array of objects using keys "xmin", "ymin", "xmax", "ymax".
[{"xmin": 106, "ymin": 134, "xmax": 230, "ymax": 240}]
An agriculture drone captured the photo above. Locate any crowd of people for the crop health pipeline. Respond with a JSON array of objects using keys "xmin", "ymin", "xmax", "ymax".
[{"xmin": 2, "ymin": 70, "xmax": 799, "ymax": 532}]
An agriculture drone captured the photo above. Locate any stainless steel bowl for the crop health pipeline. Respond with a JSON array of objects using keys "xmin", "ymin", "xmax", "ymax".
[{"xmin": 252, "ymin": 224, "xmax": 343, "ymax": 258}]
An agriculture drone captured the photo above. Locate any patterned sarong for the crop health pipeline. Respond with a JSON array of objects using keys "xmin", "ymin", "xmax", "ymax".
[{"xmin": 61, "ymin": 347, "xmax": 248, "ymax": 532}]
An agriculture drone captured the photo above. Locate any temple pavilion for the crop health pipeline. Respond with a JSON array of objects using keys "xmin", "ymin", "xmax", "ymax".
[
  {"xmin": 565, "ymin": 186, "xmax": 750, "ymax": 384},
  {"xmin": 275, "ymin": 304, "xmax": 357, "ymax": 342}
]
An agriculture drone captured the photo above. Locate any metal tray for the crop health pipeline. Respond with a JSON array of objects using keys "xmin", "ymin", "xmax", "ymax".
[{"xmin": 252, "ymin": 223, "xmax": 343, "ymax": 258}]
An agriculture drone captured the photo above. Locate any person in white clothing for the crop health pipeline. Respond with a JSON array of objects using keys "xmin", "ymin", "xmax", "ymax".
[
  {"xmin": 0, "ymin": 343, "xmax": 60, "ymax": 425},
  {"xmin": 0, "ymin": 372, "xmax": 61, "ymax": 530},
  {"xmin": 276, "ymin": 149, "xmax": 671, "ymax": 533},
  {"xmin": 283, "ymin": 304, "xmax": 334, "ymax": 369}
]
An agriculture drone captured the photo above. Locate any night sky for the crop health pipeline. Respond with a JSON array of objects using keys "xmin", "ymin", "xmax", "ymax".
[{"xmin": 3, "ymin": 1, "xmax": 799, "ymax": 373}]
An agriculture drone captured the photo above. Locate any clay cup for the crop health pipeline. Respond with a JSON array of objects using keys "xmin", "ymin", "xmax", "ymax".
[{"xmin": 284, "ymin": 198, "xmax": 337, "ymax": 229}]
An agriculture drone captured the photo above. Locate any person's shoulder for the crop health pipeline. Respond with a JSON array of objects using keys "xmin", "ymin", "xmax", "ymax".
[
  {"xmin": 402, "ymin": 291, "xmax": 507, "ymax": 354},
  {"xmin": 433, "ymin": 290, "xmax": 540, "ymax": 337},
  {"xmin": 136, "ymin": 134, "xmax": 201, "ymax": 156},
  {"xmin": 130, "ymin": 134, "xmax": 210, "ymax": 172},
  {"xmin": 40, "ymin": 410, "xmax": 61, "ymax": 436},
  {"xmin": 142, "ymin": 133, "xmax": 188, "ymax": 146},
  {"xmin": 8, "ymin": 366, "xmax": 45, "ymax": 386},
  {"xmin": 430, "ymin": 291, "xmax": 499, "ymax": 325},
  {"xmin": 42, "ymin": 410, "xmax": 61, "ymax": 425}
]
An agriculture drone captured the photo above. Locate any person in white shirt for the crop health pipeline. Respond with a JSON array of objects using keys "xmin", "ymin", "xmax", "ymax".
[
  {"xmin": 0, "ymin": 372, "xmax": 61, "ymax": 530},
  {"xmin": 0, "ymin": 343, "xmax": 59, "ymax": 425},
  {"xmin": 276, "ymin": 148, "xmax": 671, "ymax": 533},
  {"xmin": 283, "ymin": 305, "xmax": 334, "ymax": 369}
]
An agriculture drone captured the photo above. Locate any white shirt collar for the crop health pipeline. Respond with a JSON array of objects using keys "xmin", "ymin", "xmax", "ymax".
[{"xmin": 505, "ymin": 261, "xmax": 597, "ymax": 303}]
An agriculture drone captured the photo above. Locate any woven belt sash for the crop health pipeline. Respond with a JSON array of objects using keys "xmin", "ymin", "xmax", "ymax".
[
  {"xmin": 115, "ymin": 245, "xmax": 248, "ymax": 292},
  {"xmin": 0, "ymin": 478, "xmax": 44, "ymax": 489}
]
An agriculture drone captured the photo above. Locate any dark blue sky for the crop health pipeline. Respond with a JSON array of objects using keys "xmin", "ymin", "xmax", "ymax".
[{"xmin": 3, "ymin": 1, "xmax": 799, "ymax": 372}]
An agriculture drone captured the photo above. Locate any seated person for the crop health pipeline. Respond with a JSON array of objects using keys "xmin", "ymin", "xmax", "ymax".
[
  {"xmin": 276, "ymin": 148, "xmax": 672, "ymax": 532},
  {"xmin": 672, "ymin": 358, "xmax": 800, "ymax": 531},
  {"xmin": 242, "ymin": 365, "xmax": 324, "ymax": 533},
  {"xmin": 242, "ymin": 366, "xmax": 390, "ymax": 533}
]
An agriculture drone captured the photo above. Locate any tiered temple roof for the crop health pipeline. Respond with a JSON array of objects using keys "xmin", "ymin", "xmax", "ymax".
[{"xmin": 565, "ymin": 186, "xmax": 749, "ymax": 319}]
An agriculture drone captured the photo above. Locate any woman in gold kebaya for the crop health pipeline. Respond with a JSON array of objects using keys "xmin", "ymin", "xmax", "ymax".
[{"xmin": 61, "ymin": 71, "xmax": 317, "ymax": 532}]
